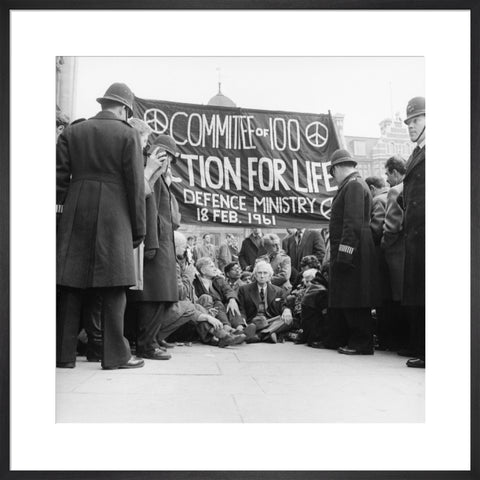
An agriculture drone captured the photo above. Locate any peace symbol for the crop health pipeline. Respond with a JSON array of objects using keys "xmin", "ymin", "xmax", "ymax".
[
  {"xmin": 144, "ymin": 108, "xmax": 168, "ymax": 134},
  {"xmin": 305, "ymin": 121, "xmax": 328, "ymax": 148}
]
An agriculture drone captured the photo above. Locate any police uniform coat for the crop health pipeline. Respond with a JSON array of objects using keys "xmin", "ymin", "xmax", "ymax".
[
  {"xmin": 402, "ymin": 146, "xmax": 425, "ymax": 306},
  {"xmin": 328, "ymin": 172, "xmax": 379, "ymax": 308},
  {"xmin": 56, "ymin": 111, "xmax": 145, "ymax": 288},
  {"xmin": 129, "ymin": 175, "xmax": 178, "ymax": 302}
]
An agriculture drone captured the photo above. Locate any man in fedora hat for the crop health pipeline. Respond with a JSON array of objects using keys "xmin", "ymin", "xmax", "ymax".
[
  {"xmin": 401, "ymin": 97, "xmax": 426, "ymax": 369},
  {"xmin": 325, "ymin": 149, "xmax": 380, "ymax": 355},
  {"xmin": 56, "ymin": 82, "xmax": 146, "ymax": 370}
]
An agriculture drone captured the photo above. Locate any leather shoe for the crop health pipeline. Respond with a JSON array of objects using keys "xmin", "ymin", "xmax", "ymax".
[
  {"xmin": 87, "ymin": 356, "xmax": 101, "ymax": 363},
  {"xmin": 243, "ymin": 324, "xmax": 257, "ymax": 339},
  {"xmin": 219, "ymin": 333, "xmax": 246, "ymax": 348},
  {"xmin": 159, "ymin": 339, "xmax": 175, "ymax": 349},
  {"xmin": 406, "ymin": 358, "xmax": 425, "ymax": 368},
  {"xmin": 308, "ymin": 341, "xmax": 326, "ymax": 349},
  {"xmin": 246, "ymin": 335, "xmax": 261, "ymax": 344},
  {"xmin": 137, "ymin": 348, "xmax": 171, "ymax": 360},
  {"xmin": 338, "ymin": 346, "xmax": 374, "ymax": 355},
  {"xmin": 57, "ymin": 361, "xmax": 75, "ymax": 368},
  {"xmin": 103, "ymin": 356, "xmax": 145, "ymax": 370}
]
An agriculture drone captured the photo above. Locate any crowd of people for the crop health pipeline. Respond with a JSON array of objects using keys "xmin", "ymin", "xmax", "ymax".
[{"xmin": 56, "ymin": 82, "xmax": 425, "ymax": 370}]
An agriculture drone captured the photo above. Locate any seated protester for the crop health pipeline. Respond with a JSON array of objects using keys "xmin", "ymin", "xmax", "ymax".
[
  {"xmin": 257, "ymin": 233, "xmax": 292, "ymax": 294},
  {"xmin": 240, "ymin": 271, "xmax": 253, "ymax": 284},
  {"xmin": 237, "ymin": 260, "xmax": 294, "ymax": 343},
  {"xmin": 291, "ymin": 255, "xmax": 322, "ymax": 290},
  {"xmin": 193, "ymin": 257, "xmax": 245, "ymax": 329},
  {"xmin": 224, "ymin": 262, "xmax": 245, "ymax": 293},
  {"xmin": 285, "ymin": 268, "xmax": 318, "ymax": 332},
  {"xmin": 299, "ymin": 270, "xmax": 329, "ymax": 348},
  {"xmin": 158, "ymin": 232, "xmax": 247, "ymax": 348}
]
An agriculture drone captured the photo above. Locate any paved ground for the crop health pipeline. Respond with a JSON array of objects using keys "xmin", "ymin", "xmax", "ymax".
[{"xmin": 56, "ymin": 342, "xmax": 425, "ymax": 423}]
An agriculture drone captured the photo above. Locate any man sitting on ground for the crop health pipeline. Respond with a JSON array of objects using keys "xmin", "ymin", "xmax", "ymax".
[{"xmin": 237, "ymin": 260, "xmax": 293, "ymax": 343}]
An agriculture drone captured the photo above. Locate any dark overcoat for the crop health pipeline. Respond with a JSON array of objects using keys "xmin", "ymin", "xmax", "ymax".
[
  {"xmin": 402, "ymin": 146, "xmax": 425, "ymax": 306},
  {"xmin": 56, "ymin": 111, "xmax": 145, "ymax": 288},
  {"xmin": 237, "ymin": 282, "xmax": 285, "ymax": 323},
  {"xmin": 328, "ymin": 172, "xmax": 380, "ymax": 308},
  {"xmin": 129, "ymin": 176, "xmax": 178, "ymax": 302}
]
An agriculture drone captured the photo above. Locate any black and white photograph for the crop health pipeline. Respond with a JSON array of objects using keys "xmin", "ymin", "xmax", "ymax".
[
  {"xmin": 6, "ymin": 7, "xmax": 474, "ymax": 475},
  {"xmin": 55, "ymin": 56, "xmax": 426, "ymax": 423}
]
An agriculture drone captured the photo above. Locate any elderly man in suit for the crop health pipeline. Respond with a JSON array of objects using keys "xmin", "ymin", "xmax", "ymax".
[
  {"xmin": 56, "ymin": 83, "xmax": 146, "ymax": 370},
  {"xmin": 237, "ymin": 260, "xmax": 293, "ymax": 343},
  {"xmin": 401, "ymin": 97, "xmax": 426, "ymax": 369}
]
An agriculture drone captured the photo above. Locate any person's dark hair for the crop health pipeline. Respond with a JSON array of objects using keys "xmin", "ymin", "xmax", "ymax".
[
  {"xmin": 385, "ymin": 155, "xmax": 407, "ymax": 175},
  {"xmin": 202, "ymin": 233, "xmax": 211, "ymax": 240},
  {"xmin": 365, "ymin": 176, "xmax": 386, "ymax": 189},
  {"xmin": 224, "ymin": 262, "xmax": 239, "ymax": 275},
  {"xmin": 300, "ymin": 255, "xmax": 321, "ymax": 270},
  {"xmin": 187, "ymin": 236, "xmax": 194, "ymax": 242}
]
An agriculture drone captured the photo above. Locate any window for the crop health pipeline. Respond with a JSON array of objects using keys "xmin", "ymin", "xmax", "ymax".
[{"xmin": 353, "ymin": 140, "xmax": 366, "ymax": 156}]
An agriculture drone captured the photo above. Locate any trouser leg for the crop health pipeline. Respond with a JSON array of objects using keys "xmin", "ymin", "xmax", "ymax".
[
  {"xmin": 83, "ymin": 290, "xmax": 103, "ymax": 360},
  {"xmin": 301, "ymin": 305, "xmax": 324, "ymax": 343},
  {"xmin": 344, "ymin": 307, "xmax": 374, "ymax": 352},
  {"xmin": 98, "ymin": 287, "xmax": 131, "ymax": 368},
  {"xmin": 157, "ymin": 310, "xmax": 196, "ymax": 342},
  {"xmin": 57, "ymin": 286, "xmax": 83, "ymax": 364},
  {"xmin": 407, "ymin": 305, "xmax": 425, "ymax": 360},
  {"xmin": 136, "ymin": 302, "xmax": 165, "ymax": 354},
  {"xmin": 324, "ymin": 308, "xmax": 348, "ymax": 349}
]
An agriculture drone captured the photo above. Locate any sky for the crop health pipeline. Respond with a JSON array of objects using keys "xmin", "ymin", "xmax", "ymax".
[{"xmin": 72, "ymin": 56, "xmax": 424, "ymax": 138}]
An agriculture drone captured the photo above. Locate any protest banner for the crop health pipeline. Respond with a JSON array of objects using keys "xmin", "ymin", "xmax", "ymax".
[{"xmin": 134, "ymin": 98, "xmax": 340, "ymax": 228}]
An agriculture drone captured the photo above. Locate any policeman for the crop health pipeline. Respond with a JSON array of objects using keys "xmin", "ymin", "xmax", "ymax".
[
  {"xmin": 325, "ymin": 149, "xmax": 380, "ymax": 355},
  {"xmin": 56, "ymin": 82, "xmax": 146, "ymax": 369},
  {"xmin": 401, "ymin": 97, "xmax": 426, "ymax": 369}
]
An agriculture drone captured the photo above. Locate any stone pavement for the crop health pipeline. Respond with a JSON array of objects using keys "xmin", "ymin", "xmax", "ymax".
[{"xmin": 56, "ymin": 342, "xmax": 425, "ymax": 423}]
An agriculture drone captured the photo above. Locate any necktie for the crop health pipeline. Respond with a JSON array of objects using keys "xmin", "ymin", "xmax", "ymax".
[
  {"xmin": 296, "ymin": 233, "xmax": 302, "ymax": 245},
  {"xmin": 258, "ymin": 287, "xmax": 266, "ymax": 315}
]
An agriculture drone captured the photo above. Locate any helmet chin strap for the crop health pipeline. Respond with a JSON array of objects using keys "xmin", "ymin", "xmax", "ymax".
[{"xmin": 413, "ymin": 125, "xmax": 425, "ymax": 144}]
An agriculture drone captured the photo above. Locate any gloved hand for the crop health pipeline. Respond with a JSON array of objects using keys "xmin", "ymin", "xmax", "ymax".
[{"xmin": 144, "ymin": 248, "xmax": 158, "ymax": 260}]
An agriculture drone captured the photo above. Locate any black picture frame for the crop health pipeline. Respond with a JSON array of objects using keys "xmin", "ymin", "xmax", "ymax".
[{"xmin": 1, "ymin": 2, "xmax": 478, "ymax": 479}]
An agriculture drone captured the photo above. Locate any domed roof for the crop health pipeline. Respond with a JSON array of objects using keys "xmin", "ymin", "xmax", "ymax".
[{"xmin": 207, "ymin": 83, "xmax": 236, "ymax": 108}]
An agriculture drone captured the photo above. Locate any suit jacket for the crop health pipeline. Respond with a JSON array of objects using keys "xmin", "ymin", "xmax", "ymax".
[
  {"xmin": 402, "ymin": 146, "xmax": 425, "ymax": 306},
  {"xmin": 217, "ymin": 241, "xmax": 239, "ymax": 272},
  {"xmin": 370, "ymin": 188, "xmax": 389, "ymax": 245},
  {"xmin": 193, "ymin": 243, "xmax": 217, "ymax": 265},
  {"xmin": 56, "ymin": 110, "xmax": 145, "ymax": 288},
  {"xmin": 238, "ymin": 282, "xmax": 285, "ymax": 323},
  {"xmin": 285, "ymin": 229, "xmax": 325, "ymax": 271},
  {"xmin": 381, "ymin": 183, "xmax": 405, "ymax": 301},
  {"xmin": 238, "ymin": 235, "xmax": 267, "ymax": 270}
]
